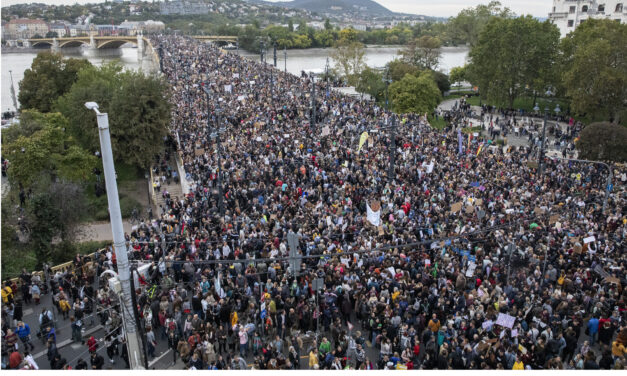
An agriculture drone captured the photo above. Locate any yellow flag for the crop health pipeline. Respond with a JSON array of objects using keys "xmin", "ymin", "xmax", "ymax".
[{"xmin": 358, "ymin": 132, "xmax": 369, "ymax": 152}]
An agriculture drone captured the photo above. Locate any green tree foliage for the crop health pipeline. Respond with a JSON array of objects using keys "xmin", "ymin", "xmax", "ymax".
[
  {"xmin": 18, "ymin": 52, "xmax": 92, "ymax": 113},
  {"xmin": 401, "ymin": 35, "xmax": 442, "ymax": 70},
  {"xmin": 449, "ymin": 66, "xmax": 467, "ymax": 86},
  {"xmin": 356, "ymin": 67, "xmax": 386, "ymax": 103},
  {"xmin": 576, "ymin": 122, "xmax": 627, "ymax": 162},
  {"xmin": 387, "ymin": 60, "xmax": 421, "ymax": 82},
  {"xmin": 447, "ymin": 1, "xmax": 513, "ymax": 46},
  {"xmin": 467, "ymin": 16, "xmax": 560, "ymax": 109},
  {"xmin": 3, "ymin": 111, "xmax": 98, "ymax": 188},
  {"xmin": 426, "ymin": 70, "xmax": 451, "ymax": 95},
  {"xmin": 331, "ymin": 40, "xmax": 366, "ymax": 86},
  {"xmin": 560, "ymin": 19, "xmax": 627, "ymax": 124},
  {"xmin": 389, "ymin": 73, "xmax": 442, "ymax": 114},
  {"xmin": 55, "ymin": 63, "xmax": 171, "ymax": 169},
  {"xmin": 27, "ymin": 181, "xmax": 87, "ymax": 266}
]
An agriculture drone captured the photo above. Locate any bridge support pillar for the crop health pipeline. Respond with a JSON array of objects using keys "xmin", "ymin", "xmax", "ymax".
[
  {"xmin": 52, "ymin": 37, "xmax": 60, "ymax": 53},
  {"xmin": 136, "ymin": 32, "xmax": 145, "ymax": 63}
]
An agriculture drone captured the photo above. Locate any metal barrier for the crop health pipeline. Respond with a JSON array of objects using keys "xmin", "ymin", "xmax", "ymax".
[{"xmin": 5, "ymin": 247, "xmax": 109, "ymax": 298}]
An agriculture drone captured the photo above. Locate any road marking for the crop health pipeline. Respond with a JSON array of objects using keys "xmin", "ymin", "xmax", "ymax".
[
  {"xmin": 148, "ymin": 349, "xmax": 171, "ymax": 368},
  {"xmin": 33, "ymin": 325, "xmax": 103, "ymax": 360},
  {"xmin": 24, "ymin": 308, "xmax": 34, "ymax": 315}
]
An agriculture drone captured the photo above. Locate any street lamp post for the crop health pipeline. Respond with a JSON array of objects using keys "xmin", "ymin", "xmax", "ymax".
[
  {"xmin": 535, "ymin": 104, "xmax": 560, "ymax": 177},
  {"xmin": 84, "ymin": 102, "xmax": 144, "ymax": 369}
]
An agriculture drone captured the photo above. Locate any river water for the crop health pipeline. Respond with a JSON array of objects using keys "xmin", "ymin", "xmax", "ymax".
[
  {"xmin": 2, "ymin": 45, "xmax": 468, "ymax": 113},
  {"xmin": 237, "ymin": 46, "xmax": 469, "ymax": 76}
]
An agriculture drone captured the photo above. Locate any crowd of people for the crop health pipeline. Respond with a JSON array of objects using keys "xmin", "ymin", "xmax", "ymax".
[{"xmin": 2, "ymin": 34, "xmax": 627, "ymax": 370}]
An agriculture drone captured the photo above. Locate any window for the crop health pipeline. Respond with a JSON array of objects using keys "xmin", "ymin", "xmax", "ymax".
[
  {"xmin": 598, "ymin": 4, "xmax": 605, "ymax": 12},
  {"xmin": 568, "ymin": 20, "xmax": 574, "ymax": 27},
  {"xmin": 616, "ymin": 3, "xmax": 623, "ymax": 12},
  {"xmin": 582, "ymin": 5, "xmax": 588, "ymax": 12},
  {"xmin": 569, "ymin": 6, "xmax": 576, "ymax": 13},
  {"xmin": 552, "ymin": 6, "xmax": 556, "ymax": 12}
]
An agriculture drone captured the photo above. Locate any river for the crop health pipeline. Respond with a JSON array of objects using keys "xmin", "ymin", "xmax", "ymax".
[
  {"xmin": 2, "ymin": 45, "xmax": 468, "ymax": 113},
  {"xmin": 237, "ymin": 45, "xmax": 469, "ymax": 76}
]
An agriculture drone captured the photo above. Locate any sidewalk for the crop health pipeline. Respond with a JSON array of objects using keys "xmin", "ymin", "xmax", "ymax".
[{"xmin": 76, "ymin": 220, "xmax": 134, "ymax": 242}]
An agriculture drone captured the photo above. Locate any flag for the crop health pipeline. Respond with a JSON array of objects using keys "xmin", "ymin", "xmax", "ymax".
[
  {"xmin": 358, "ymin": 132, "xmax": 369, "ymax": 152},
  {"xmin": 457, "ymin": 129, "xmax": 463, "ymax": 155},
  {"xmin": 366, "ymin": 202, "xmax": 381, "ymax": 226},
  {"xmin": 476, "ymin": 142, "xmax": 485, "ymax": 156}
]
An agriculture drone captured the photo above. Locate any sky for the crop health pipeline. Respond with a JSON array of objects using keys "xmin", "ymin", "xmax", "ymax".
[{"xmin": 0, "ymin": 0, "xmax": 553, "ymax": 18}]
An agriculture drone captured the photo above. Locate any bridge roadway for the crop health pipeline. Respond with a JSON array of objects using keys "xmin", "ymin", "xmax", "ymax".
[{"xmin": 28, "ymin": 35, "xmax": 237, "ymax": 50}]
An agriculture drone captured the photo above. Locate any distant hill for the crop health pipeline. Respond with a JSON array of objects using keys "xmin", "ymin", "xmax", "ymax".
[{"xmin": 276, "ymin": 0, "xmax": 394, "ymax": 16}]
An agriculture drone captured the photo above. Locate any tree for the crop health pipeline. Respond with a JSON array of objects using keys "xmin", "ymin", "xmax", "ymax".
[
  {"xmin": 27, "ymin": 181, "xmax": 87, "ymax": 266},
  {"xmin": 18, "ymin": 52, "xmax": 92, "ymax": 113},
  {"xmin": 449, "ymin": 66, "xmax": 467, "ymax": 87},
  {"xmin": 338, "ymin": 28, "xmax": 358, "ymax": 43},
  {"xmin": 45, "ymin": 31, "xmax": 58, "ymax": 38},
  {"xmin": 356, "ymin": 67, "xmax": 386, "ymax": 103},
  {"xmin": 447, "ymin": 1, "xmax": 513, "ymax": 46},
  {"xmin": 401, "ymin": 35, "xmax": 442, "ymax": 70},
  {"xmin": 387, "ymin": 59, "xmax": 421, "ymax": 82},
  {"xmin": 55, "ymin": 63, "xmax": 172, "ymax": 169},
  {"xmin": 331, "ymin": 40, "xmax": 366, "ymax": 86},
  {"xmin": 560, "ymin": 19, "xmax": 627, "ymax": 124},
  {"xmin": 389, "ymin": 73, "xmax": 442, "ymax": 114},
  {"xmin": 324, "ymin": 18, "xmax": 332, "ymax": 31},
  {"xmin": 576, "ymin": 122, "xmax": 627, "ymax": 162},
  {"xmin": 426, "ymin": 70, "xmax": 451, "ymax": 95},
  {"xmin": 3, "ymin": 112, "xmax": 97, "ymax": 188},
  {"xmin": 466, "ymin": 16, "xmax": 560, "ymax": 109}
]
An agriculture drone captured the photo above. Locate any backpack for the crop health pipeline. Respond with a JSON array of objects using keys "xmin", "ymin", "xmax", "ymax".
[{"xmin": 41, "ymin": 311, "xmax": 51, "ymax": 326}]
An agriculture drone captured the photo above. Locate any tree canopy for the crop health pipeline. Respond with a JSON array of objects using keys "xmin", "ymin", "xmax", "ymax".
[
  {"xmin": 55, "ymin": 63, "xmax": 172, "ymax": 169},
  {"xmin": 18, "ymin": 52, "xmax": 92, "ymax": 113},
  {"xmin": 3, "ymin": 110, "xmax": 98, "ymax": 188},
  {"xmin": 389, "ymin": 73, "xmax": 442, "ymax": 115},
  {"xmin": 331, "ymin": 40, "xmax": 366, "ymax": 86},
  {"xmin": 400, "ymin": 35, "xmax": 442, "ymax": 70},
  {"xmin": 466, "ymin": 16, "xmax": 560, "ymax": 109},
  {"xmin": 447, "ymin": 1, "xmax": 514, "ymax": 46},
  {"xmin": 560, "ymin": 19, "xmax": 627, "ymax": 124},
  {"xmin": 576, "ymin": 122, "xmax": 627, "ymax": 162}
]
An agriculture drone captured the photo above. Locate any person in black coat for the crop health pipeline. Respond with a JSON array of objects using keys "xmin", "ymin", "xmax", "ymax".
[{"xmin": 91, "ymin": 352, "xmax": 105, "ymax": 369}]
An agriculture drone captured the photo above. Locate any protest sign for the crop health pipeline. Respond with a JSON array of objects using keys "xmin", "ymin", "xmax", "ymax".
[{"xmin": 495, "ymin": 313, "xmax": 516, "ymax": 329}]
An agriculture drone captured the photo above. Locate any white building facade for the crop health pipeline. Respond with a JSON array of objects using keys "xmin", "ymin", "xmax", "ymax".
[{"xmin": 549, "ymin": 0, "xmax": 626, "ymax": 37}]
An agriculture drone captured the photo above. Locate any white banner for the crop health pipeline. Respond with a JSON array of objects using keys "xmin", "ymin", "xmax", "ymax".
[{"xmin": 366, "ymin": 203, "xmax": 381, "ymax": 226}]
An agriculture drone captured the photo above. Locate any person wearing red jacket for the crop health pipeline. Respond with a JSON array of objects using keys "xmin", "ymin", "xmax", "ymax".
[{"xmin": 87, "ymin": 336, "xmax": 98, "ymax": 354}]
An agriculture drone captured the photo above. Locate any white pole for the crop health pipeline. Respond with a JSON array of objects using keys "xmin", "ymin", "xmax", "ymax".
[{"xmin": 89, "ymin": 103, "xmax": 144, "ymax": 369}]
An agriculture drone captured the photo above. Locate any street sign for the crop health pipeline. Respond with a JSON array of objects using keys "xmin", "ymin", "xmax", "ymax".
[{"xmin": 312, "ymin": 278, "xmax": 324, "ymax": 292}]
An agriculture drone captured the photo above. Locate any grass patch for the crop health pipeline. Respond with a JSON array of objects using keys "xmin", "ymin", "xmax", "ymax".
[
  {"xmin": 82, "ymin": 162, "xmax": 145, "ymax": 222},
  {"xmin": 428, "ymin": 114, "xmax": 447, "ymax": 130},
  {"xmin": 84, "ymin": 192, "xmax": 143, "ymax": 221},
  {"xmin": 444, "ymin": 90, "xmax": 478, "ymax": 100},
  {"xmin": 462, "ymin": 126, "xmax": 483, "ymax": 134}
]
